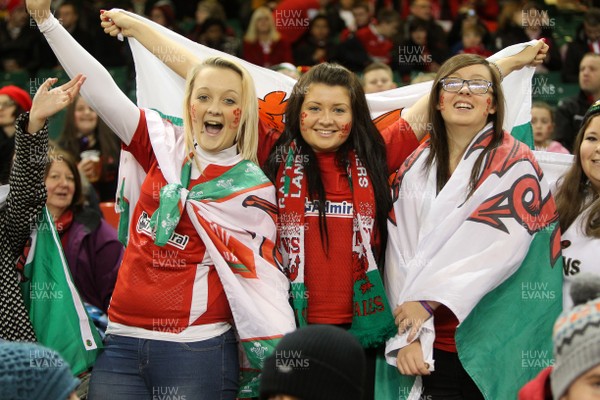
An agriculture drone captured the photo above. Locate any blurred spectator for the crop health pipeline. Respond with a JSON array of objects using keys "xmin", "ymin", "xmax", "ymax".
[
  {"xmin": 44, "ymin": 149, "xmax": 122, "ymax": 313},
  {"xmin": 0, "ymin": 85, "xmax": 31, "ymax": 185},
  {"xmin": 531, "ymin": 102, "xmax": 570, "ymax": 153},
  {"xmin": 447, "ymin": 7, "xmax": 493, "ymax": 53},
  {"xmin": 149, "ymin": 0, "xmax": 180, "ymax": 33},
  {"xmin": 0, "ymin": 341, "xmax": 80, "ymax": 400},
  {"xmin": 187, "ymin": 0, "xmax": 228, "ymax": 43},
  {"xmin": 353, "ymin": 9, "xmax": 400, "ymax": 66},
  {"xmin": 37, "ymin": 0, "xmax": 94, "ymax": 70},
  {"xmin": 57, "ymin": 95, "xmax": 121, "ymax": 202},
  {"xmin": 340, "ymin": 1, "xmax": 373, "ymax": 41},
  {"xmin": 293, "ymin": 14, "xmax": 339, "ymax": 66},
  {"xmin": 397, "ymin": 18, "xmax": 441, "ymax": 81},
  {"xmin": 318, "ymin": 0, "xmax": 350, "ymax": 38},
  {"xmin": 243, "ymin": 6, "xmax": 293, "ymax": 68},
  {"xmin": 495, "ymin": 2, "xmax": 561, "ymax": 72},
  {"xmin": 362, "ymin": 62, "xmax": 397, "ymax": 93},
  {"xmin": 443, "ymin": 0, "xmax": 499, "ymax": 23},
  {"xmin": 555, "ymin": 53, "xmax": 600, "ymax": 151},
  {"xmin": 563, "ymin": 7, "xmax": 600, "ymax": 82},
  {"xmin": 402, "ymin": 0, "xmax": 448, "ymax": 68},
  {"xmin": 0, "ymin": 0, "xmax": 39, "ymax": 72},
  {"xmin": 452, "ymin": 23, "xmax": 492, "ymax": 57},
  {"xmin": 196, "ymin": 17, "xmax": 241, "ymax": 57}
]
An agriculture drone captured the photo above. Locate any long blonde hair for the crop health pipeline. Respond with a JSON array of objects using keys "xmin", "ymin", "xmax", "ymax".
[
  {"xmin": 182, "ymin": 57, "xmax": 259, "ymax": 166},
  {"xmin": 244, "ymin": 6, "xmax": 280, "ymax": 43}
]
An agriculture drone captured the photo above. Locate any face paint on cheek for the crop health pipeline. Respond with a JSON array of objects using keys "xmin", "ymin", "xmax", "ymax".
[
  {"xmin": 339, "ymin": 122, "xmax": 351, "ymax": 138},
  {"xmin": 230, "ymin": 108, "xmax": 241, "ymax": 129},
  {"xmin": 439, "ymin": 94, "xmax": 445, "ymax": 111},
  {"xmin": 191, "ymin": 104, "xmax": 197, "ymax": 122},
  {"xmin": 300, "ymin": 111, "xmax": 307, "ymax": 131}
]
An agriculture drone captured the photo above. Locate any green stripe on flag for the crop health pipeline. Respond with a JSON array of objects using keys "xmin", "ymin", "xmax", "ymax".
[
  {"xmin": 21, "ymin": 207, "xmax": 103, "ymax": 375},
  {"xmin": 188, "ymin": 160, "xmax": 270, "ymax": 201},
  {"xmin": 456, "ymin": 222, "xmax": 562, "ymax": 399},
  {"xmin": 511, "ymin": 122, "xmax": 534, "ymax": 149}
]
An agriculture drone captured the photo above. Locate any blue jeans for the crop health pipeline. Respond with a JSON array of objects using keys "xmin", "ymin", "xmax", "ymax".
[{"xmin": 88, "ymin": 330, "xmax": 239, "ymax": 400}]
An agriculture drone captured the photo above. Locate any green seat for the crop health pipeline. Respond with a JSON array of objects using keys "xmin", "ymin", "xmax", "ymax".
[
  {"xmin": 532, "ymin": 71, "xmax": 579, "ymax": 107},
  {"xmin": 0, "ymin": 70, "xmax": 30, "ymax": 92}
]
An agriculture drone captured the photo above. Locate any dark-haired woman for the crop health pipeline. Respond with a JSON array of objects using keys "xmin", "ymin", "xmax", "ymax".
[
  {"xmin": 555, "ymin": 100, "xmax": 600, "ymax": 310},
  {"xmin": 385, "ymin": 51, "xmax": 562, "ymax": 399}
]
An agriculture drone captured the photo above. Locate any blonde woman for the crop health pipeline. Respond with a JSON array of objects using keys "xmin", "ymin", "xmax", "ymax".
[
  {"xmin": 243, "ymin": 6, "xmax": 292, "ymax": 67},
  {"xmin": 27, "ymin": 0, "xmax": 295, "ymax": 398}
]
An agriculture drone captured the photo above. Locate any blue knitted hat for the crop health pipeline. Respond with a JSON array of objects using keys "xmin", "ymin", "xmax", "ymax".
[{"xmin": 0, "ymin": 341, "xmax": 80, "ymax": 400}]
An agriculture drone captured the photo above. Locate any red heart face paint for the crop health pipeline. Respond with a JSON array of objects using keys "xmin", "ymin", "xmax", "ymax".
[
  {"xmin": 230, "ymin": 108, "xmax": 241, "ymax": 129},
  {"xmin": 439, "ymin": 93, "xmax": 446, "ymax": 111}
]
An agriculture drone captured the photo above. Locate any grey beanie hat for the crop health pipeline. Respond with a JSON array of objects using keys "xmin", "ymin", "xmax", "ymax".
[{"xmin": 550, "ymin": 297, "xmax": 600, "ymax": 399}]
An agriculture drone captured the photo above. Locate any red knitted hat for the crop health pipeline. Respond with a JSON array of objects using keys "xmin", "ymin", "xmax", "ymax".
[
  {"xmin": 6, "ymin": 0, "xmax": 24, "ymax": 14},
  {"xmin": 0, "ymin": 85, "xmax": 32, "ymax": 111}
]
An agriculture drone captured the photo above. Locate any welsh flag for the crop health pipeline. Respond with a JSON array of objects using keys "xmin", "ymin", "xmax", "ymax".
[{"xmin": 20, "ymin": 207, "xmax": 102, "ymax": 375}]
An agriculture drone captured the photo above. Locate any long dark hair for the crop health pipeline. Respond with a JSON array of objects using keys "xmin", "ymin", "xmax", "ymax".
[
  {"xmin": 555, "ymin": 115, "xmax": 600, "ymax": 237},
  {"xmin": 265, "ymin": 63, "xmax": 391, "ymax": 259},
  {"xmin": 425, "ymin": 53, "xmax": 505, "ymax": 196},
  {"xmin": 58, "ymin": 95, "xmax": 121, "ymax": 179}
]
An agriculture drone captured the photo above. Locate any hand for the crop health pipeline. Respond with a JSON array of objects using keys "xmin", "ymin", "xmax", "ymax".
[
  {"xmin": 393, "ymin": 301, "xmax": 433, "ymax": 342},
  {"xmin": 26, "ymin": 0, "xmax": 52, "ymax": 24},
  {"xmin": 28, "ymin": 74, "xmax": 86, "ymax": 134},
  {"xmin": 78, "ymin": 158, "xmax": 99, "ymax": 183},
  {"xmin": 497, "ymin": 40, "xmax": 549, "ymax": 77},
  {"xmin": 396, "ymin": 340, "xmax": 431, "ymax": 376},
  {"xmin": 100, "ymin": 9, "xmax": 139, "ymax": 38}
]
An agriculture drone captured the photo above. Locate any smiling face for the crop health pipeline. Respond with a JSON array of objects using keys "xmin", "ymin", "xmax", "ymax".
[
  {"xmin": 45, "ymin": 160, "xmax": 75, "ymax": 219},
  {"xmin": 531, "ymin": 106, "xmax": 554, "ymax": 146},
  {"xmin": 580, "ymin": 115, "xmax": 600, "ymax": 193},
  {"xmin": 299, "ymin": 83, "xmax": 353, "ymax": 153},
  {"xmin": 437, "ymin": 64, "xmax": 496, "ymax": 135},
  {"xmin": 74, "ymin": 96, "xmax": 98, "ymax": 136},
  {"xmin": 189, "ymin": 66, "xmax": 243, "ymax": 153}
]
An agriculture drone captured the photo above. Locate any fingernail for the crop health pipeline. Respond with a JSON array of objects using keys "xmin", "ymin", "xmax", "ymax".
[
  {"xmin": 100, "ymin": 9, "xmax": 106, "ymax": 14},
  {"xmin": 540, "ymin": 38, "xmax": 547, "ymax": 43}
]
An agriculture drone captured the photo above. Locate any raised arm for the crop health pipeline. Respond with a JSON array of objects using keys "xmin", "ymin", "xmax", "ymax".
[
  {"xmin": 403, "ymin": 40, "xmax": 549, "ymax": 141},
  {"xmin": 26, "ymin": 0, "xmax": 139, "ymax": 145},
  {"xmin": 101, "ymin": 9, "xmax": 198, "ymax": 80}
]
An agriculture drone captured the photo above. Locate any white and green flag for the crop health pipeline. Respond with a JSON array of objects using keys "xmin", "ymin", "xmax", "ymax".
[{"xmin": 20, "ymin": 207, "xmax": 102, "ymax": 375}]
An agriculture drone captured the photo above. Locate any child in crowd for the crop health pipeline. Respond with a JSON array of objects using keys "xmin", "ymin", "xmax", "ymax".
[
  {"xmin": 531, "ymin": 102, "xmax": 570, "ymax": 154},
  {"xmin": 362, "ymin": 62, "xmax": 397, "ymax": 94}
]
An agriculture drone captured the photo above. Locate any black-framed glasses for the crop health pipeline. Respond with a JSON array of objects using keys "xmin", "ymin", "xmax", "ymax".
[{"xmin": 440, "ymin": 78, "xmax": 493, "ymax": 94}]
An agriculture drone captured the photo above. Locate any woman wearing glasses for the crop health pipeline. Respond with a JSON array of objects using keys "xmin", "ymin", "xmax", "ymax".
[{"xmin": 385, "ymin": 53, "xmax": 562, "ymax": 399}]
